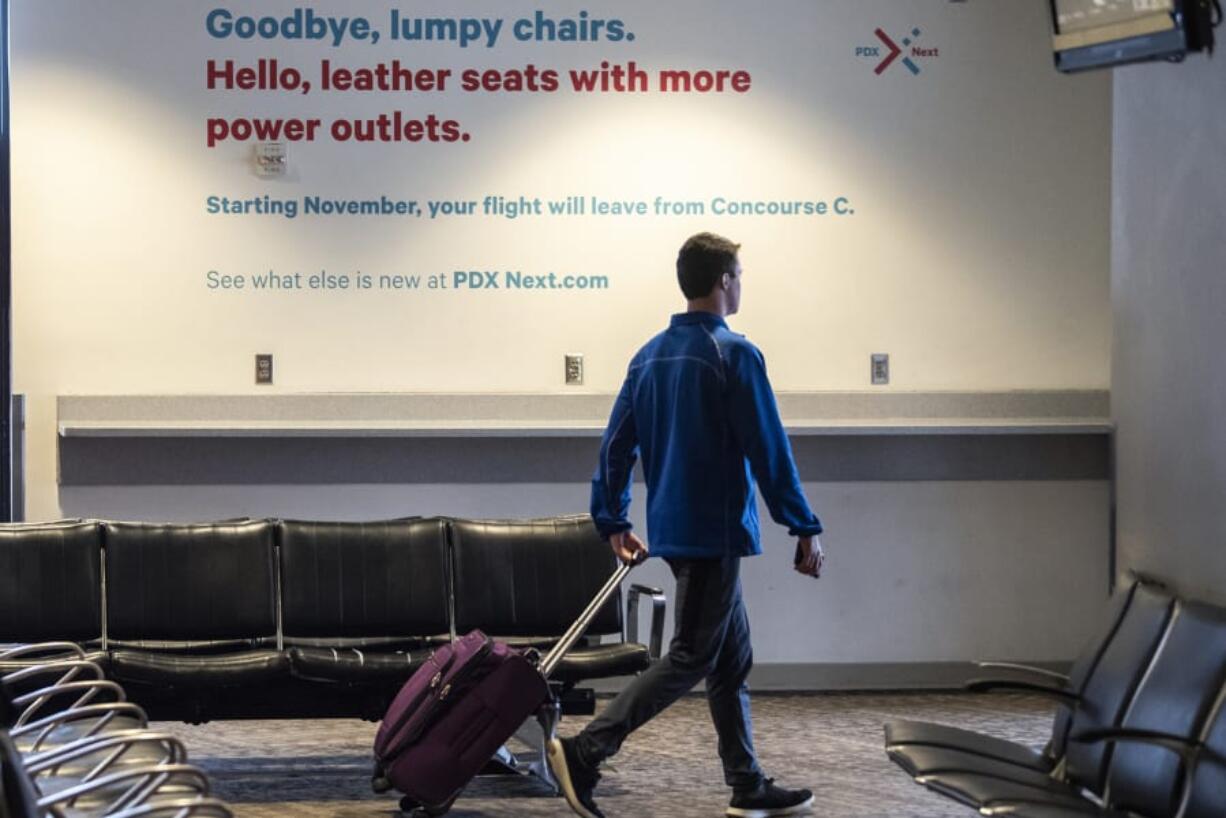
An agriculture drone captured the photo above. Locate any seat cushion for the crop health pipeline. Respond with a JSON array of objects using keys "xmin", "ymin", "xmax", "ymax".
[
  {"xmin": 288, "ymin": 647, "xmax": 425, "ymax": 684},
  {"xmin": 990, "ymin": 804, "xmax": 1124, "ymax": 818},
  {"xmin": 884, "ymin": 720, "xmax": 1049, "ymax": 770},
  {"xmin": 887, "ymin": 745, "xmax": 1056, "ymax": 785},
  {"xmin": 109, "ymin": 649, "xmax": 288, "ymax": 686},
  {"xmin": 920, "ymin": 771, "xmax": 1094, "ymax": 811},
  {"xmin": 549, "ymin": 643, "xmax": 651, "ymax": 683}
]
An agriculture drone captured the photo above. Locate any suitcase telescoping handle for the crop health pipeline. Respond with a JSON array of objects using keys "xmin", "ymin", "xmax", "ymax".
[{"xmin": 539, "ymin": 552, "xmax": 643, "ymax": 679}]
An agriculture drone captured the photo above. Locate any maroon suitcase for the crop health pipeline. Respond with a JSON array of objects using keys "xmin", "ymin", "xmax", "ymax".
[{"xmin": 372, "ymin": 559, "xmax": 636, "ymax": 815}]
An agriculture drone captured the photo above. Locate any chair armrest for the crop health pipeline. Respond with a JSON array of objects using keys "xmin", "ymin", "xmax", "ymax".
[
  {"xmin": 35, "ymin": 762, "xmax": 210, "ymax": 813},
  {"xmin": 627, "ymin": 584, "xmax": 667, "ymax": 660},
  {"xmin": 1070, "ymin": 727, "xmax": 1226, "ymax": 768},
  {"xmin": 10, "ymin": 701, "xmax": 149, "ymax": 752},
  {"xmin": 106, "ymin": 797, "xmax": 234, "ymax": 817},
  {"xmin": 964, "ymin": 677, "xmax": 1080, "ymax": 705},
  {"xmin": 3, "ymin": 659, "xmax": 105, "ymax": 691},
  {"xmin": 0, "ymin": 642, "xmax": 87, "ymax": 663},
  {"xmin": 974, "ymin": 661, "xmax": 1070, "ymax": 685},
  {"xmin": 25, "ymin": 729, "xmax": 187, "ymax": 779},
  {"xmin": 12, "ymin": 678, "xmax": 127, "ymax": 726}
]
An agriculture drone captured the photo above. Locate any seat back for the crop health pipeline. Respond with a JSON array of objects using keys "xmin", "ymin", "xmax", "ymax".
[
  {"xmin": 1049, "ymin": 581, "xmax": 1139, "ymax": 756},
  {"xmin": 450, "ymin": 516, "xmax": 622, "ymax": 639},
  {"xmin": 0, "ymin": 687, "xmax": 16, "ymax": 730},
  {"xmin": 1062, "ymin": 581, "xmax": 1175, "ymax": 793},
  {"xmin": 1105, "ymin": 600, "xmax": 1226, "ymax": 816},
  {"xmin": 1185, "ymin": 683, "xmax": 1226, "ymax": 818},
  {"xmin": 0, "ymin": 521, "xmax": 103, "ymax": 644},
  {"xmin": 104, "ymin": 520, "xmax": 277, "ymax": 647},
  {"xmin": 1, "ymin": 728, "xmax": 41, "ymax": 818},
  {"xmin": 278, "ymin": 517, "xmax": 449, "ymax": 646}
]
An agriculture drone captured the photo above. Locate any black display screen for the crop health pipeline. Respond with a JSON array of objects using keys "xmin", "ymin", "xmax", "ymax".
[{"xmin": 1050, "ymin": 0, "xmax": 1191, "ymax": 71}]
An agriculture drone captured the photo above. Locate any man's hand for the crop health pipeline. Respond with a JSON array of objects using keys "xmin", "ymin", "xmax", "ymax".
[
  {"xmin": 794, "ymin": 535, "xmax": 824, "ymax": 579},
  {"xmin": 610, "ymin": 531, "xmax": 649, "ymax": 565}
]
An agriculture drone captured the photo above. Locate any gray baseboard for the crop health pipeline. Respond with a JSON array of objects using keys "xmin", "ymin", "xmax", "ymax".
[{"xmin": 587, "ymin": 661, "xmax": 1073, "ymax": 694}]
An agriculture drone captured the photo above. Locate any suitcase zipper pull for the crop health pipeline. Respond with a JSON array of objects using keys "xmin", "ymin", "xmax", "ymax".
[
  {"xmin": 430, "ymin": 672, "xmax": 442, "ymax": 689},
  {"xmin": 439, "ymin": 683, "xmax": 452, "ymax": 700}
]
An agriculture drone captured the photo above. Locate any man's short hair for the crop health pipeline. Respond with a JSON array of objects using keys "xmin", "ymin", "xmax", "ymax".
[{"xmin": 676, "ymin": 232, "xmax": 740, "ymax": 300}]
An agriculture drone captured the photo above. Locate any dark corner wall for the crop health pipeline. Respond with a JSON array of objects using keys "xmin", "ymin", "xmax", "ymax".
[
  {"xmin": 0, "ymin": 0, "xmax": 12, "ymax": 522},
  {"xmin": 1112, "ymin": 55, "xmax": 1226, "ymax": 603}
]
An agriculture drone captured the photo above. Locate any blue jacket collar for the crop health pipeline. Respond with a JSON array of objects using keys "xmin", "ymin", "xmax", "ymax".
[{"xmin": 670, "ymin": 311, "xmax": 728, "ymax": 330}]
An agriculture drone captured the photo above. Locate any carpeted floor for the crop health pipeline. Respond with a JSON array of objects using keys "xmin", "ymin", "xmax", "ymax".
[{"xmin": 157, "ymin": 691, "xmax": 1053, "ymax": 817}]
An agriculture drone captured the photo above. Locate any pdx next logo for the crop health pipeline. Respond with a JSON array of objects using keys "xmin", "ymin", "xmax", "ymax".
[{"xmin": 856, "ymin": 27, "xmax": 940, "ymax": 75}]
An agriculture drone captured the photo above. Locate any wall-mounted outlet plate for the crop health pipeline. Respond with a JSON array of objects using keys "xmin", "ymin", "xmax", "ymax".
[
  {"xmin": 565, "ymin": 354, "xmax": 584, "ymax": 385},
  {"xmin": 254, "ymin": 142, "xmax": 287, "ymax": 177},
  {"xmin": 255, "ymin": 354, "xmax": 274, "ymax": 385},
  {"xmin": 871, "ymin": 353, "xmax": 889, "ymax": 385}
]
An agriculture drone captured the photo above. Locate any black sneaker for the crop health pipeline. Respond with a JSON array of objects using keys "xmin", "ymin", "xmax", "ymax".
[
  {"xmin": 726, "ymin": 778, "xmax": 814, "ymax": 818},
  {"xmin": 547, "ymin": 736, "xmax": 605, "ymax": 818}
]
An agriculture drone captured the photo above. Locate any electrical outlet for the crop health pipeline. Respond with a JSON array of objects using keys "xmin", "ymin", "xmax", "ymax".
[
  {"xmin": 254, "ymin": 142, "xmax": 287, "ymax": 177},
  {"xmin": 871, "ymin": 353, "xmax": 889, "ymax": 385},
  {"xmin": 565, "ymin": 354, "xmax": 584, "ymax": 386},
  {"xmin": 255, "ymin": 354, "xmax": 274, "ymax": 385}
]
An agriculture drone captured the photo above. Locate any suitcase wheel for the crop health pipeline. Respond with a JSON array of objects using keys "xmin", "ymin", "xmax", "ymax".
[{"xmin": 399, "ymin": 795, "xmax": 452, "ymax": 817}]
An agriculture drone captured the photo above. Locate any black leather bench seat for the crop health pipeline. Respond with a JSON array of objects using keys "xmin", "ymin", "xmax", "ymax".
[
  {"xmin": 277, "ymin": 517, "xmax": 451, "ymax": 688},
  {"xmin": 550, "ymin": 643, "xmax": 651, "ymax": 683},
  {"xmin": 921, "ymin": 772, "xmax": 1093, "ymax": 812},
  {"xmin": 990, "ymin": 804, "xmax": 1125, "ymax": 818},
  {"xmin": 2, "ymin": 515, "xmax": 665, "ymax": 723},
  {"xmin": 887, "ymin": 744, "xmax": 1055, "ymax": 783},
  {"xmin": 288, "ymin": 647, "xmax": 424, "ymax": 684},
  {"xmin": 887, "ymin": 580, "xmax": 1226, "ymax": 818},
  {"xmin": 110, "ymin": 649, "xmax": 289, "ymax": 686},
  {"xmin": 884, "ymin": 720, "xmax": 1051, "ymax": 771},
  {"xmin": 1099, "ymin": 600, "xmax": 1226, "ymax": 818},
  {"xmin": 288, "ymin": 640, "xmax": 649, "ymax": 686}
]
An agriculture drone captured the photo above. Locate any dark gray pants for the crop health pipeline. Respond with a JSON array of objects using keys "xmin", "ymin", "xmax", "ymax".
[{"xmin": 574, "ymin": 555, "xmax": 764, "ymax": 791}]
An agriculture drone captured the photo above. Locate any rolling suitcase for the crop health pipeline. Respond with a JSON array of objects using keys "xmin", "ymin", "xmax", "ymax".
[{"xmin": 372, "ymin": 557, "xmax": 638, "ymax": 815}]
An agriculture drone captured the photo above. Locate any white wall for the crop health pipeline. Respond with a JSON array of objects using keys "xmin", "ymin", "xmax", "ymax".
[
  {"xmin": 11, "ymin": 1, "xmax": 1111, "ymax": 394},
  {"xmin": 10, "ymin": 1, "xmax": 1111, "ymax": 519},
  {"xmin": 1112, "ymin": 56, "xmax": 1226, "ymax": 604}
]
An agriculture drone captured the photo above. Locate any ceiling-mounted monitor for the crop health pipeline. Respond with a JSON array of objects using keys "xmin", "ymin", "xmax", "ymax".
[{"xmin": 1050, "ymin": 0, "xmax": 1218, "ymax": 72}]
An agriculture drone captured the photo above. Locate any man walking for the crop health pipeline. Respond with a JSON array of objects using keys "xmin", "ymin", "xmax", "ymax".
[{"xmin": 547, "ymin": 232, "xmax": 825, "ymax": 818}]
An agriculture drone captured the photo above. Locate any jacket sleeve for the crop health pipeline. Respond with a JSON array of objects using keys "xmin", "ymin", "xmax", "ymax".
[
  {"xmin": 726, "ymin": 343, "xmax": 823, "ymax": 537},
  {"xmin": 590, "ymin": 374, "xmax": 639, "ymax": 538}
]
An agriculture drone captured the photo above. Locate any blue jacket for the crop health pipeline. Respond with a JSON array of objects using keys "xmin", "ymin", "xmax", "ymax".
[{"xmin": 590, "ymin": 311, "xmax": 823, "ymax": 559}]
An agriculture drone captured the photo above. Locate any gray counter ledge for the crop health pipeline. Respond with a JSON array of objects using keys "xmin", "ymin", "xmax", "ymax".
[{"xmin": 57, "ymin": 391, "xmax": 1112, "ymax": 439}]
